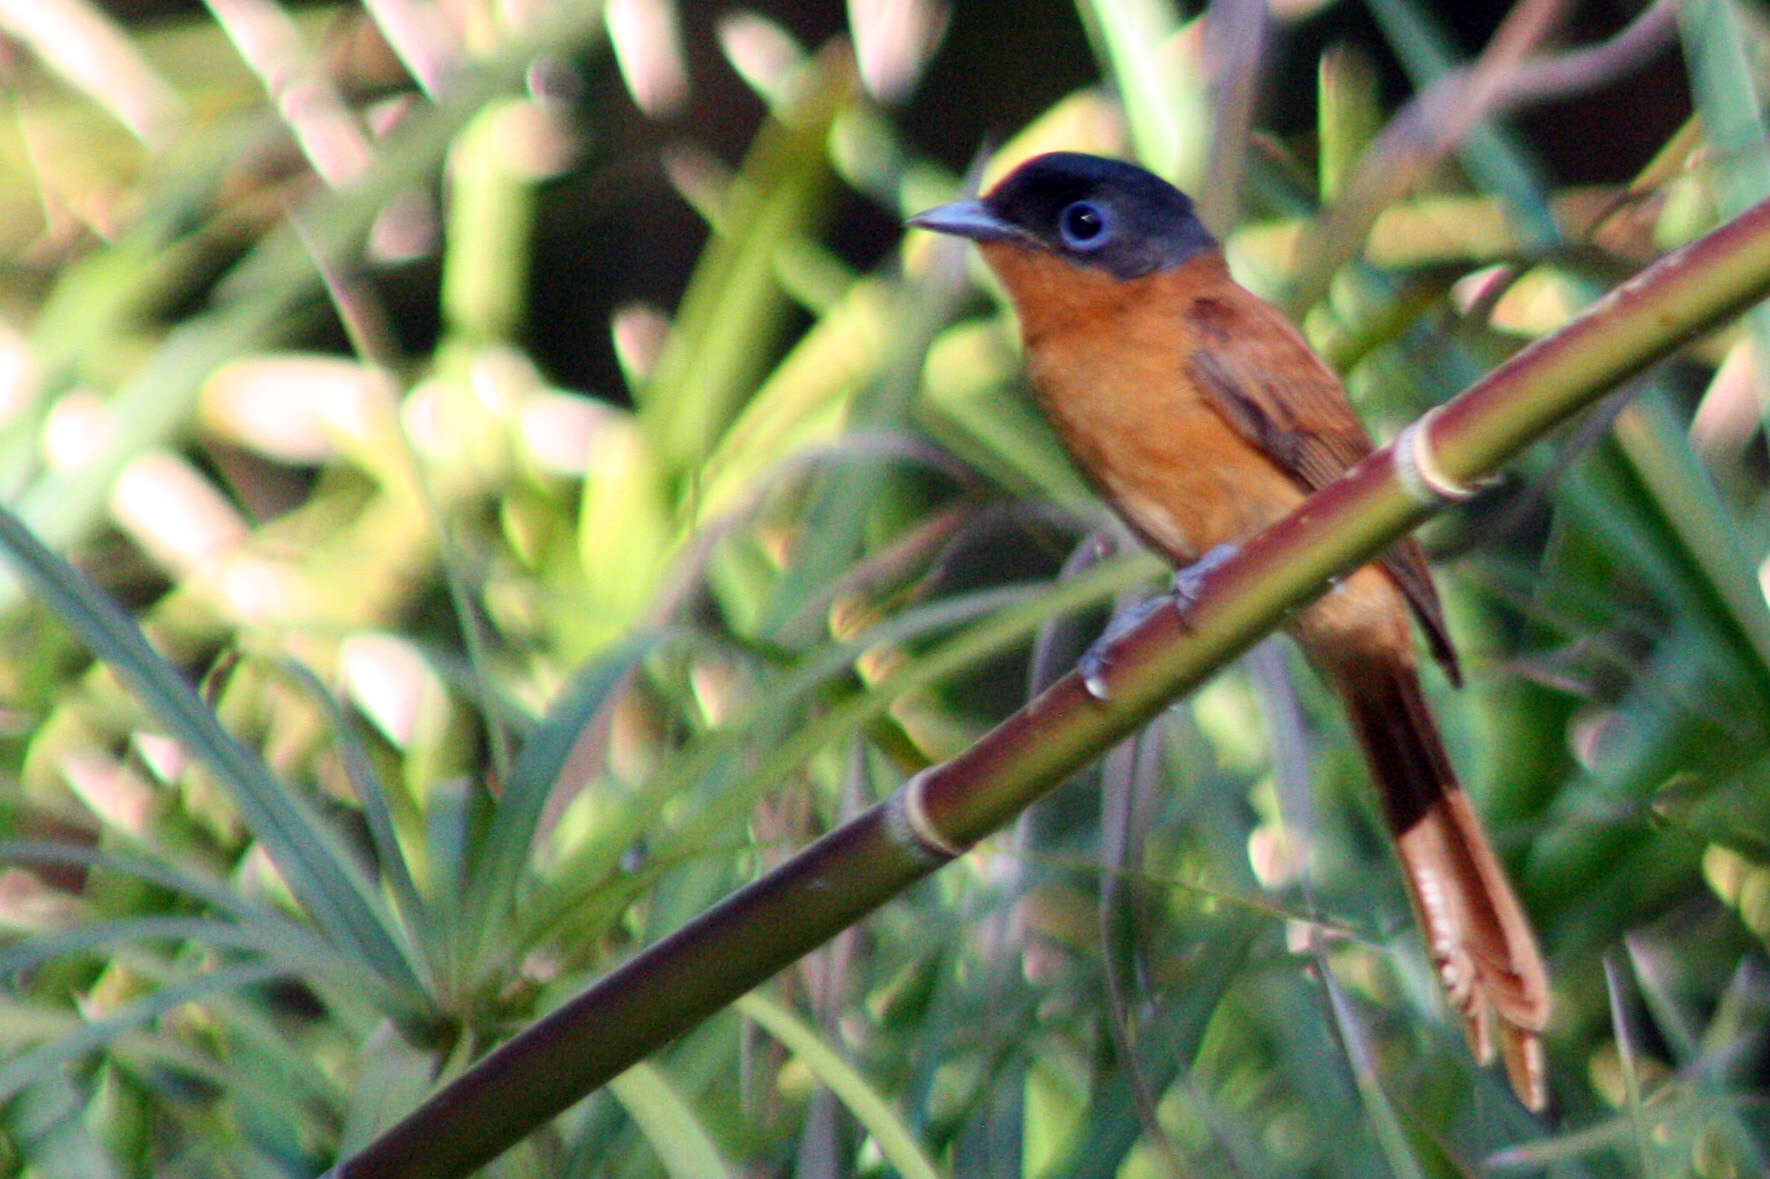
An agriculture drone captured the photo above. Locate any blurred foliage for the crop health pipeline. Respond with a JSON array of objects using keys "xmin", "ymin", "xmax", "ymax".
[{"xmin": 0, "ymin": 0, "xmax": 1768, "ymax": 1175}]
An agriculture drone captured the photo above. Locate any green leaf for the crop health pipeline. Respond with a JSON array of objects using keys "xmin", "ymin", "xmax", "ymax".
[
  {"xmin": 0, "ymin": 504, "xmax": 422, "ymax": 996},
  {"xmin": 338, "ymin": 1022, "xmax": 445, "ymax": 1158},
  {"xmin": 737, "ymin": 992, "xmax": 941, "ymax": 1179},
  {"xmin": 637, "ymin": 48, "xmax": 855, "ymax": 475},
  {"xmin": 1073, "ymin": 0, "xmax": 1204, "ymax": 185},
  {"xmin": 1678, "ymin": 0, "xmax": 1770, "ymax": 427},
  {"xmin": 7, "ymin": 1074, "xmax": 123, "ymax": 1179},
  {"xmin": 608, "ymin": 1062, "xmax": 739, "ymax": 1179},
  {"xmin": 0, "ymin": 962, "xmax": 287, "ymax": 1104},
  {"xmin": 1363, "ymin": 0, "xmax": 1556, "ymax": 245},
  {"xmin": 461, "ymin": 633, "xmax": 660, "ymax": 966}
]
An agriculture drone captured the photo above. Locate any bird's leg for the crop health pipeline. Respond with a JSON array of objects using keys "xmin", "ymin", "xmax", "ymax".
[
  {"xmin": 1168, "ymin": 542, "xmax": 1239, "ymax": 608},
  {"xmin": 1080, "ymin": 544, "xmax": 1239, "ymax": 699}
]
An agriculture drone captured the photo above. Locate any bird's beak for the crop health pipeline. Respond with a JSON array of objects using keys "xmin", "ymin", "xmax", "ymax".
[{"xmin": 907, "ymin": 199, "xmax": 1017, "ymax": 243}]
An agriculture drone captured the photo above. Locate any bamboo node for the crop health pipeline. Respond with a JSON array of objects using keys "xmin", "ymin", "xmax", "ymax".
[
  {"xmin": 1394, "ymin": 407, "xmax": 1484, "ymax": 505},
  {"xmin": 887, "ymin": 770, "xmax": 967, "ymax": 861}
]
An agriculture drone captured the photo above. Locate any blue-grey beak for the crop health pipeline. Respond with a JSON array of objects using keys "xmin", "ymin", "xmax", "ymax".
[{"xmin": 907, "ymin": 199, "xmax": 1018, "ymax": 242}]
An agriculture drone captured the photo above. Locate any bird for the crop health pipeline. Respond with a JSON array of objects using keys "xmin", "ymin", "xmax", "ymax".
[{"xmin": 909, "ymin": 151, "xmax": 1550, "ymax": 1109}]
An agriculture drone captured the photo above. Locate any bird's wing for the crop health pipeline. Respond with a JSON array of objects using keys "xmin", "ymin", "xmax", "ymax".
[{"xmin": 1184, "ymin": 293, "xmax": 1461, "ymax": 685}]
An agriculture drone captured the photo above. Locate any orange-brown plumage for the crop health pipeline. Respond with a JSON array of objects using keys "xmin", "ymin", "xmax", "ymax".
[{"xmin": 912, "ymin": 152, "xmax": 1549, "ymax": 1108}]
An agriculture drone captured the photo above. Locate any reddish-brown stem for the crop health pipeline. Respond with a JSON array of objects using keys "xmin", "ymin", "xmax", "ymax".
[{"xmin": 333, "ymin": 193, "xmax": 1770, "ymax": 1179}]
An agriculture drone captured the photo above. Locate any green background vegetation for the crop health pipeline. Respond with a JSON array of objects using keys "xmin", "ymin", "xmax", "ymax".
[{"xmin": 0, "ymin": 0, "xmax": 1766, "ymax": 1174}]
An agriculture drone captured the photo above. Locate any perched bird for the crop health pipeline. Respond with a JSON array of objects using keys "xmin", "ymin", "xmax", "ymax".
[{"xmin": 910, "ymin": 151, "xmax": 1550, "ymax": 1108}]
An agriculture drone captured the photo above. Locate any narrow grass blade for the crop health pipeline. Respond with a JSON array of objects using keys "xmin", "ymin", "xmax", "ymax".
[
  {"xmin": 1611, "ymin": 389, "xmax": 1770, "ymax": 694},
  {"xmin": 1603, "ymin": 950, "xmax": 1657, "ymax": 1177},
  {"xmin": 607, "ymin": 1061, "xmax": 740, "ymax": 1179},
  {"xmin": 1364, "ymin": 0, "xmax": 1556, "ymax": 244},
  {"xmin": 460, "ymin": 633, "xmax": 658, "ymax": 962},
  {"xmin": 273, "ymin": 657, "xmax": 429, "ymax": 947},
  {"xmin": 8, "ymin": 1074, "xmax": 123, "ymax": 1179},
  {"xmin": 0, "ymin": 504, "xmax": 421, "ymax": 994},
  {"xmin": 1679, "ymin": 0, "xmax": 1770, "ymax": 219},
  {"xmin": 0, "ymin": 915, "xmax": 332, "ymax": 981},
  {"xmin": 0, "ymin": 0, "xmax": 615, "ymax": 613},
  {"xmin": 1315, "ymin": 959, "xmax": 1428, "ymax": 1179},
  {"xmin": 637, "ymin": 47, "xmax": 854, "ymax": 474},
  {"xmin": 1050, "ymin": 920, "xmax": 1259, "ymax": 1178},
  {"xmin": 1072, "ymin": 0, "xmax": 1202, "ymax": 184},
  {"xmin": 1319, "ymin": 44, "xmax": 1381, "ymax": 203},
  {"xmin": 0, "ymin": 838, "xmax": 296, "ymax": 923},
  {"xmin": 736, "ymin": 993, "xmax": 941, "ymax": 1179},
  {"xmin": 1678, "ymin": 0, "xmax": 1770, "ymax": 425},
  {"xmin": 0, "ymin": 961, "xmax": 288, "ymax": 1104},
  {"xmin": 756, "ymin": 252, "xmax": 964, "ymax": 644},
  {"xmin": 339, "ymin": 1022, "xmax": 447, "ymax": 1159}
]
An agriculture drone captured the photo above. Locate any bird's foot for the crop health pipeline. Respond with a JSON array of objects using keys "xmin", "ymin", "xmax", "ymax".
[{"xmin": 1079, "ymin": 544, "xmax": 1239, "ymax": 700}]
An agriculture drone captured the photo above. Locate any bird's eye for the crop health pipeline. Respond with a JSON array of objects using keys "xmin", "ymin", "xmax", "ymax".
[{"xmin": 1058, "ymin": 200, "xmax": 1109, "ymax": 249}]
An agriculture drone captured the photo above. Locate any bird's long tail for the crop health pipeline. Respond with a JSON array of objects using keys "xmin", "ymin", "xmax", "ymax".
[{"xmin": 1336, "ymin": 659, "xmax": 1550, "ymax": 1110}]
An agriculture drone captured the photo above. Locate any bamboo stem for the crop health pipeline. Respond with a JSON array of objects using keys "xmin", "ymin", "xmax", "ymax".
[{"xmin": 332, "ymin": 193, "xmax": 1770, "ymax": 1179}]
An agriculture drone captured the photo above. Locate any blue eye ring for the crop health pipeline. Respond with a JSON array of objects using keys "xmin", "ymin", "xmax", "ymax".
[{"xmin": 1058, "ymin": 200, "xmax": 1109, "ymax": 249}]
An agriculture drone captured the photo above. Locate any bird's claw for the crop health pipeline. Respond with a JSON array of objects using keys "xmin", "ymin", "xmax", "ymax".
[
  {"xmin": 1079, "ymin": 596, "xmax": 1165, "ymax": 699},
  {"xmin": 1169, "ymin": 543, "xmax": 1238, "ymax": 608},
  {"xmin": 1079, "ymin": 544, "xmax": 1239, "ymax": 700}
]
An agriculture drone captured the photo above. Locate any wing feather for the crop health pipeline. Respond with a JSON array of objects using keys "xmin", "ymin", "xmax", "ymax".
[{"xmin": 1184, "ymin": 293, "xmax": 1461, "ymax": 685}]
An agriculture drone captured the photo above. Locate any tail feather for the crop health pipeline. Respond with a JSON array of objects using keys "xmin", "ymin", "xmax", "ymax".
[{"xmin": 1339, "ymin": 660, "xmax": 1551, "ymax": 1110}]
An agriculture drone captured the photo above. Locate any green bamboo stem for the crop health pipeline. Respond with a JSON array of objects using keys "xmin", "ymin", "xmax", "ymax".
[
  {"xmin": 332, "ymin": 193, "xmax": 1770, "ymax": 1179},
  {"xmin": 330, "ymin": 806, "xmax": 940, "ymax": 1178}
]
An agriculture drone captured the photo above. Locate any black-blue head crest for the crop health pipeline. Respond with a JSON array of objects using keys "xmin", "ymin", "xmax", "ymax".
[{"xmin": 911, "ymin": 153, "xmax": 1216, "ymax": 280}]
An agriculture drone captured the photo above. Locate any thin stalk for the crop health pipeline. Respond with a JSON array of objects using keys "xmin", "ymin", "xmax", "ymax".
[{"xmin": 331, "ymin": 193, "xmax": 1770, "ymax": 1179}]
